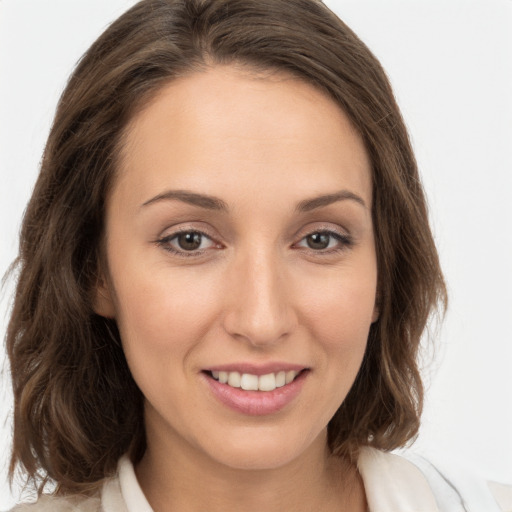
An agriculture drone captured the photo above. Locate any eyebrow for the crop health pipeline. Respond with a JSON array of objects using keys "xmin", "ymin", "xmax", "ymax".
[
  {"xmin": 141, "ymin": 190, "xmax": 229, "ymax": 211},
  {"xmin": 141, "ymin": 188, "xmax": 367, "ymax": 212},
  {"xmin": 295, "ymin": 190, "xmax": 367, "ymax": 212}
]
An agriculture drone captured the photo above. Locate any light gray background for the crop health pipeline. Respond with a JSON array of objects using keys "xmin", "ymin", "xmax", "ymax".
[{"xmin": 1, "ymin": 0, "xmax": 511, "ymax": 507}]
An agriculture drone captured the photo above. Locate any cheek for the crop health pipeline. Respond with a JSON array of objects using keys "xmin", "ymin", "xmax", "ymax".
[
  {"xmin": 298, "ymin": 262, "xmax": 377, "ymax": 352},
  {"xmin": 109, "ymin": 266, "xmax": 225, "ymax": 411},
  {"xmin": 291, "ymin": 261, "xmax": 377, "ymax": 428},
  {"xmin": 109, "ymin": 257, "xmax": 222, "ymax": 359}
]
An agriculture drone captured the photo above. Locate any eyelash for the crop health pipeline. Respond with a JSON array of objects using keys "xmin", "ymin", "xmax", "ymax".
[
  {"xmin": 155, "ymin": 228, "xmax": 353, "ymax": 258},
  {"xmin": 155, "ymin": 229, "xmax": 220, "ymax": 258},
  {"xmin": 295, "ymin": 230, "xmax": 353, "ymax": 255}
]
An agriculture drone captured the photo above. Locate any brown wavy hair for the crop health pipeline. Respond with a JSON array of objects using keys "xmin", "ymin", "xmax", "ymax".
[{"xmin": 6, "ymin": 0, "xmax": 447, "ymax": 496}]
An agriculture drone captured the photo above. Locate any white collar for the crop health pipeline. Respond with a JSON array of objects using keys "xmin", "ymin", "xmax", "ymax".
[
  {"xmin": 357, "ymin": 447, "xmax": 439, "ymax": 512},
  {"xmin": 102, "ymin": 448, "xmax": 439, "ymax": 512},
  {"xmin": 101, "ymin": 455, "xmax": 152, "ymax": 512}
]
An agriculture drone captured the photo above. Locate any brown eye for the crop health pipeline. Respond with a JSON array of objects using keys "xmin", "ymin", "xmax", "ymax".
[
  {"xmin": 157, "ymin": 230, "xmax": 217, "ymax": 255},
  {"xmin": 176, "ymin": 232, "xmax": 203, "ymax": 251},
  {"xmin": 295, "ymin": 230, "xmax": 352, "ymax": 253},
  {"xmin": 306, "ymin": 232, "xmax": 331, "ymax": 250}
]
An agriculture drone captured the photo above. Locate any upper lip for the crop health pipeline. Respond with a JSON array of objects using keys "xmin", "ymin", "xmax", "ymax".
[{"xmin": 204, "ymin": 362, "xmax": 308, "ymax": 376}]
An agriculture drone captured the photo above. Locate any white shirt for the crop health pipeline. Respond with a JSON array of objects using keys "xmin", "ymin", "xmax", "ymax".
[{"xmin": 11, "ymin": 448, "xmax": 512, "ymax": 512}]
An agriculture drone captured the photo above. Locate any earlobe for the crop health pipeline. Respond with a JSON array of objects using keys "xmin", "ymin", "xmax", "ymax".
[
  {"xmin": 371, "ymin": 305, "xmax": 379, "ymax": 323},
  {"xmin": 93, "ymin": 274, "xmax": 116, "ymax": 318}
]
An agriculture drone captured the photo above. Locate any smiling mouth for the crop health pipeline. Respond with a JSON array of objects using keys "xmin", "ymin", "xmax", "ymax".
[{"xmin": 205, "ymin": 369, "xmax": 306, "ymax": 392}]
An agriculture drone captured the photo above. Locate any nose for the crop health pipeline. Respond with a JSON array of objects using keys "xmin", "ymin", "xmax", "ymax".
[{"xmin": 221, "ymin": 248, "xmax": 297, "ymax": 347}]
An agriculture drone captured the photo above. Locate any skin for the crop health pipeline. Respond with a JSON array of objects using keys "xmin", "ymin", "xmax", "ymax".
[{"xmin": 95, "ymin": 65, "xmax": 377, "ymax": 512}]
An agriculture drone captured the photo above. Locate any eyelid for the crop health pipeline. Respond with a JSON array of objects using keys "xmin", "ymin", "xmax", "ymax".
[
  {"xmin": 294, "ymin": 222, "xmax": 350, "ymax": 240},
  {"xmin": 293, "ymin": 225, "xmax": 354, "ymax": 253},
  {"xmin": 153, "ymin": 222, "xmax": 353, "ymax": 257},
  {"xmin": 154, "ymin": 225, "xmax": 223, "ymax": 257}
]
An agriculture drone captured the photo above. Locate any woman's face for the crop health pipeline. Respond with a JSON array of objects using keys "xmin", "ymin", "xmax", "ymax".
[{"xmin": 96, "ymin": 66, "xmax": 378, "ymax": 471}]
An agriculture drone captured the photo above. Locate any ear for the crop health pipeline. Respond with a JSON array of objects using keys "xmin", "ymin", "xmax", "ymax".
[
  {"xmin": 93, "ymin": 272, "xmax": 116, "ymax": 318},
  {"xmin": 371, "ymin": 304, "xmax": 380, "ymax": 323},
  {"xmin": 371, "ymin": 293, "xmax": 380, "ymax": 323}
]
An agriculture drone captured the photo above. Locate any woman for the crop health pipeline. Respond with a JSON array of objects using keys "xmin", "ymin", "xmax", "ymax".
[{"xmin": 4, "ymin": 0, "xmax": 511, "ymax": 511}]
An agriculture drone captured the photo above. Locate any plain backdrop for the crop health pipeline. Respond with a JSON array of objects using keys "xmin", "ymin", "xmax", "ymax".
[{"xmin": 1, "ymin": 0, "xmax": 511, "ymax": 508}]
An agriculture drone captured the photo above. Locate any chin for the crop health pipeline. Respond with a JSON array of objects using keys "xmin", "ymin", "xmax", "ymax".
[{"xmin": 201, "ymin": 426, "xmax": 326, "ymax": 471}]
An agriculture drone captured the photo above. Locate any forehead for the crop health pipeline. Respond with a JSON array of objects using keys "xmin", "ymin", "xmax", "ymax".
[{"xmin": 115, "ymin": 65, "xmax": 372, "ymax": 208}]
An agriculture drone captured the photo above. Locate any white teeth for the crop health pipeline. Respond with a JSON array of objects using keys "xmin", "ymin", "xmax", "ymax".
[
  {"xmin": 258, "ymin": 373, "xmax": 276, "ymax": 391},
  {"xmin": 275, "ymin": 371, "xmax": 286, "ymax": 388},
  {"xmin": 211, "ymin": 370, "xmax": 300, "ymax": 391},
  {"xmin": 240, "ymin": 373, "xmax": 259, "ymax": 391},
  {"xmin": 285, "ymin": 370, "xmax": 297, "ymax": 384},
  {"xmin": 227, "ymin": 371, "xmax": 241, "ymax": 388}
]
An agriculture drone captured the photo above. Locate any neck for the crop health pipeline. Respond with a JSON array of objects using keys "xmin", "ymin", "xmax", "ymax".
[{"xmin": 136, "ymin": 419, "xmax": 366, "ymax": 512}]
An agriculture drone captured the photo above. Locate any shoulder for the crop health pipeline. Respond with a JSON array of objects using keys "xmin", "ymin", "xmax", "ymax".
[
  {"xmin": 357, "ymin": 447, "xmax": 512, "ymax": 512},
  {"xmin": 489, "ymin": 482, "xmax": 512, "ymax": 512},
  {"xmin": 9, "ymin": 456, "xmax": 148, "ymax": 512},
  {"xmin": 401, "ymin": 450, "xmax": 512, "ymax": 512},
  {"xmin": 8, "ymin": 494, "xmax": 101, "ymax": 512}
]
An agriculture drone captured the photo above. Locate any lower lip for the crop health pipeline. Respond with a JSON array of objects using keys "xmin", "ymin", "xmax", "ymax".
[{"xmin": 203, "ymin": 371, "xmax": 308, "ymax": 416}]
